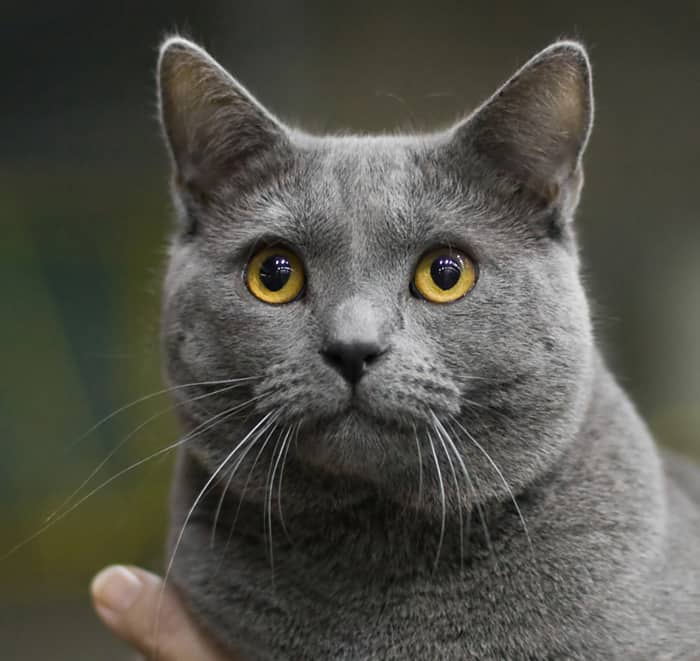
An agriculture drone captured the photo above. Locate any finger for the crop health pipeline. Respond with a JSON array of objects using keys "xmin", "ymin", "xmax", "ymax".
[{"xmin": 91, "ymin": 565, "xmax": 227, "ymax": 660}]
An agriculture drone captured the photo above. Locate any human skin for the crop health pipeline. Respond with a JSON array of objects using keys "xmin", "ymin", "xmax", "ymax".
[{"xmin": 91, "ymin": 565, "xmax": 232, "ymax": 660}]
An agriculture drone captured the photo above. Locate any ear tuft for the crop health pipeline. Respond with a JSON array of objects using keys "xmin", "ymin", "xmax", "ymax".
[
  {"xmin": 454, "ymin": 40, "xmax": 594, "ymax": 215},
  {"xmin": 157, "ymin": 37, "xmax": 287, "ymax": 201}
]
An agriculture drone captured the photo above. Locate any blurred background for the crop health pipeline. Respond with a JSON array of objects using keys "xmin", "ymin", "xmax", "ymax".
[{"xmin": 1, "ymin": 1, "xmax": 698, "ymax": 658}]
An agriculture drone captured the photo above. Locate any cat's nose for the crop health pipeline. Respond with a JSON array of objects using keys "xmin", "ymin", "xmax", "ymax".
[{"xmin": 321, "ymin": 341, "xmax": 386, "ymax": 385}]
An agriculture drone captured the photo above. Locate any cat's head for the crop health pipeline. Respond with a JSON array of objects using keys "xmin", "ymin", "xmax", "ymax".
[{"xmin": 158, "ymin": 37, "xmax": 594, "ymax": 514}]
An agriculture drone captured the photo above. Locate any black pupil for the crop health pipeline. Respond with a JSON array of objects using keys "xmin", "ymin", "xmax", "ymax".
[
  {"xmin": 259, "ymin": 255, "xmax": 292, "ymax": 291},
  {"xmin": 430, "ymin": 256, "xmax": 462, "ymax": 290}
]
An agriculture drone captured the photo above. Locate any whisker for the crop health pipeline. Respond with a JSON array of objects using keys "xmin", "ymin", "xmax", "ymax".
[
  {"xmin": 426, "ymin": 429, "xmax": 446, "ymax": 572},
  {"xmin": 276, "ymin": 420, "xmax": 298, "ymax": 543},
  {"xmin": 430, "ymin": 411, "xmax": 465, "ymax": 571},
  {"xmin": 156, "ymin": 410, "xmax": 278, "ymax": 658},
  {"xmin": 461, "ymin": 396, "xmax": 519, "ymax": 434},
  {"xmin": 265, "ymin": 425, "xmax": 291, "ymax": 582},
  {"xmin": 434, "ymin": 418, "xmax": 475, "ymax": 554},
  {"xmin": 440, "ymin": 416, "xmax": 497, "ymax": 570},
  {"xmin": 451, "ymin": 417, "xmax": 537, "ymax": 579},
  {"xmin": 412, "ymin": 422, "xmax": 424, "ymax": 509},
  {"xmin": 209, "ymin": 415, "xmax": 278, "ymax": 549},
  {"xmin": 64, "ymin": 376, "xmax": 262, "ymax": 454},
  {"xmin": 217, "ymin": 418, "xmax": 279, "ymax": 569},
  {"xmin": 46, "ymin": 381, "xmax": 253, "ymax": 522},
  {"xmin": 1, "ymin": 396, "xmax": 264, "ymax": 561}
]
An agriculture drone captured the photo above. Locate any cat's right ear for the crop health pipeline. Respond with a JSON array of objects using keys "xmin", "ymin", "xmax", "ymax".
[{"xmin": 157, "ymin": 37, "xmax": 289, "ymax": 205}]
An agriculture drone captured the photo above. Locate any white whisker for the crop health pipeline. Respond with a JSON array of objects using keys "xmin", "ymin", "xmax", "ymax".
[
  {"xmin": 217, "ymin": 418, "xmax": 279, "ymax": 569},
  {"xmin": 462, "ymin": 397, "xmax": 518, "ymax": 434},
  {"xmin": 64, "ymin": 376, "xmax": 262, "ymax": 454},
  {"xmin": 1, "ymin": 398, "xmax": 259, "ymax": 561},
  {"xmin": 276, "ymin": 421, "xmax": 298, "ymax": 542},
  {"xmin": 426, "ymin": 429, "xmax": 446, "ymax": 572},
  {"xmin": 452, "ymin": 417, "xmax": 537, "ymax": 580},
  {"xmin": 156, "ymin": 410, "xmax": 278, "ymax": 658},
  {"xmin": 47, "ymin": 381, "xmax": 254, "ymax": 522},
  {"xmin": 209, "ymin": 415, "xmax": 278, "ymax": 548},
  {"xmin": 430, "ymin": 412, "xmax": 465, "ymax": 570},
  {"xmin": 440, "ymin": 416, "xmax": 497, "ymax": 570},
  {"xmin": 266, "ymin": 425, "xmax": 292, "ymax": 583},
  {"xmin": 412, "ymin": 422, "xmax": 424, "ymax": 509}
]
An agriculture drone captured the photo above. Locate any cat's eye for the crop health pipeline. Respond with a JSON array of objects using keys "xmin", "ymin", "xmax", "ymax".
[
  {"xmin": 412, "ymin": 248, "xmax": 477, "ymax": 303},
  {"xmin": 246, "ymin": 246, "xmax": 305, "ymax": 304}
]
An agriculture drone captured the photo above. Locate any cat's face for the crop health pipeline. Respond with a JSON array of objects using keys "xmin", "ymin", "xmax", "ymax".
[{"xmin": 159, "ymin": 38, "xmax": 595, "ymax": 512}]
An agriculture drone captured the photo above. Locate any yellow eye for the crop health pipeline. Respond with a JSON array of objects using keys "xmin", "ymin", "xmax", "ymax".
[
  {"xmin": 246, "ymin": 247, "xmax": 305, "ymax": 304},
  {"xmin": 412, "ymin": 248, "xmax": 477, "ymax": 303}
]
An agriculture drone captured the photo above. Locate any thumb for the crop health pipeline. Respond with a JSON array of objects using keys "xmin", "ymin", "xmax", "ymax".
[{"xmin": 91, "ymin": 565, "xmax": 228, "ymax": 660}]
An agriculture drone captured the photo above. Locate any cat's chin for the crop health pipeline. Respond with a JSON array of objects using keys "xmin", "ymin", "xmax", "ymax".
[{"xmin": 293, "ymin": 404, "xmax": 420, "ymax": 482}]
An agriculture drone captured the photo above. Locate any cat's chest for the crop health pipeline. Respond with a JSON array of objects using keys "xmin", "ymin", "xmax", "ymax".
[{"xmin": 171, "ymin": 521, "xmax": 616, "ymax": 660}]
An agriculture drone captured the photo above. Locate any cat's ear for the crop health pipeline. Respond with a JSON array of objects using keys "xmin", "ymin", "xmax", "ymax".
[
  {"xmin": 451, "ymin": 41, "xmax": 593, "ymax": 217},
  {"xmin": 157, "ymin": 37, "xmax": 289, "ymax": 202}
]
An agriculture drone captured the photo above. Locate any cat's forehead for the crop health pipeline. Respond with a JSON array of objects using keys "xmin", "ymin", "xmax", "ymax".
[
  {"xmin": 282, "ymin": 134, "xmax": 476, "ymax": 241},
  {"xmin": 212, "ymin": 133, "xmax": 495, "ymax": 260},
  {"xmin": 298, "ymin": 134, "xmax": 422, "ymax": 201}
]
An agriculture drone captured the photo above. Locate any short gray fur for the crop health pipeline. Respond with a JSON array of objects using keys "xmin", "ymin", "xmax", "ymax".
[{"xmin": 156, "ymin": 36, "xmax": 700, "ymax": 659}]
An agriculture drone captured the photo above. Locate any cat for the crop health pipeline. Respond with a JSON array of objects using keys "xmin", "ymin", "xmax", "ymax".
[{"xmin": 156, "ymin": 36, "xmax": 700, "ymax": 659}]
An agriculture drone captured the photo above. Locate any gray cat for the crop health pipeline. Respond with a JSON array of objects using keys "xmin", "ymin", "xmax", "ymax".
[{"xmin": 157, "ymin": 36, "xmax": 700, "ymax": 659}]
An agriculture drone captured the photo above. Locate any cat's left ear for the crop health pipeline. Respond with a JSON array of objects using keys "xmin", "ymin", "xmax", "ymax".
[
  {"xmin": 157, "ymin": 37, "xmax": 290, "ymax": 203},
  {"xmin": 450, "ymin": 41, "xmax": 593, "ymax": 219}
]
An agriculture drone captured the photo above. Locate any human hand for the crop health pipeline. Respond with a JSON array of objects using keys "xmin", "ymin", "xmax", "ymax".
[{"xmin": 91, "ymin": 565, "xmax": 232, "ymax": 660}]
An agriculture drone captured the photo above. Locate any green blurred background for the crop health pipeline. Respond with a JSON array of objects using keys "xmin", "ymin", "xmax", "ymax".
[{"xmin": 1, "ymin": 1, "xmax": 698, "ymax": 658}]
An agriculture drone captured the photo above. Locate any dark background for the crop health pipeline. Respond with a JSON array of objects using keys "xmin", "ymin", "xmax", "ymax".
[{"xmin": 2, "ymin": 2, "xmax": 698, "ymax": 658}]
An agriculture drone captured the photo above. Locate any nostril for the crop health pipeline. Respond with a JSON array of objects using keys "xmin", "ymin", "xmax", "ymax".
[
  {"xmin": 324, "ymin": 351, "xmax": 344, "ymax": 369},
  {"xmin": 363, "ymin": 349, "xmax": 383, "ymax": 366}
]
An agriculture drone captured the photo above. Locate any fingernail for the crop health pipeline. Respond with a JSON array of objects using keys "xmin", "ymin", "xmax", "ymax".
[{"xmin": 91, "ymin": 565, "xmax": 142, "ymax": 613}]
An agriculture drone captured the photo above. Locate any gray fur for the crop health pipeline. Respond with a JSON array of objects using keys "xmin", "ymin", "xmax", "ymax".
[{"xmin": 157, "ymin": 37, "xmax": 700, "ymax": 659}]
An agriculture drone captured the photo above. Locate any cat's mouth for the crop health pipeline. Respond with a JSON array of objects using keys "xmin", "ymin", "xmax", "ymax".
[
  {"xmin": 347, "ymin": 399, "xmax": 398, "ymax": 427},
  {"xmin": 305, "ymin": 394, "xmax": 420, "ymax": 439},
  {"xmin": 292, "ymin": 405, "xmax": 416, "ymax": 480},
  {"xmin": 346, "ymin": 396, "xmax": 370, "ymax": 415},
  {"xmin": 291, "ymin": 375, "xmax": 448, "ymax": 438}
]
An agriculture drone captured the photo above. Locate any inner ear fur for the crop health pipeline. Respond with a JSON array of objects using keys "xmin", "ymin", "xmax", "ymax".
[
  {"xmin": 157, "ymin": 37, "xmax": 289, "ymax": 201},
  {"xmin": 454, "ymin": 41, "xmax": 593, "ymax": 214}
]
